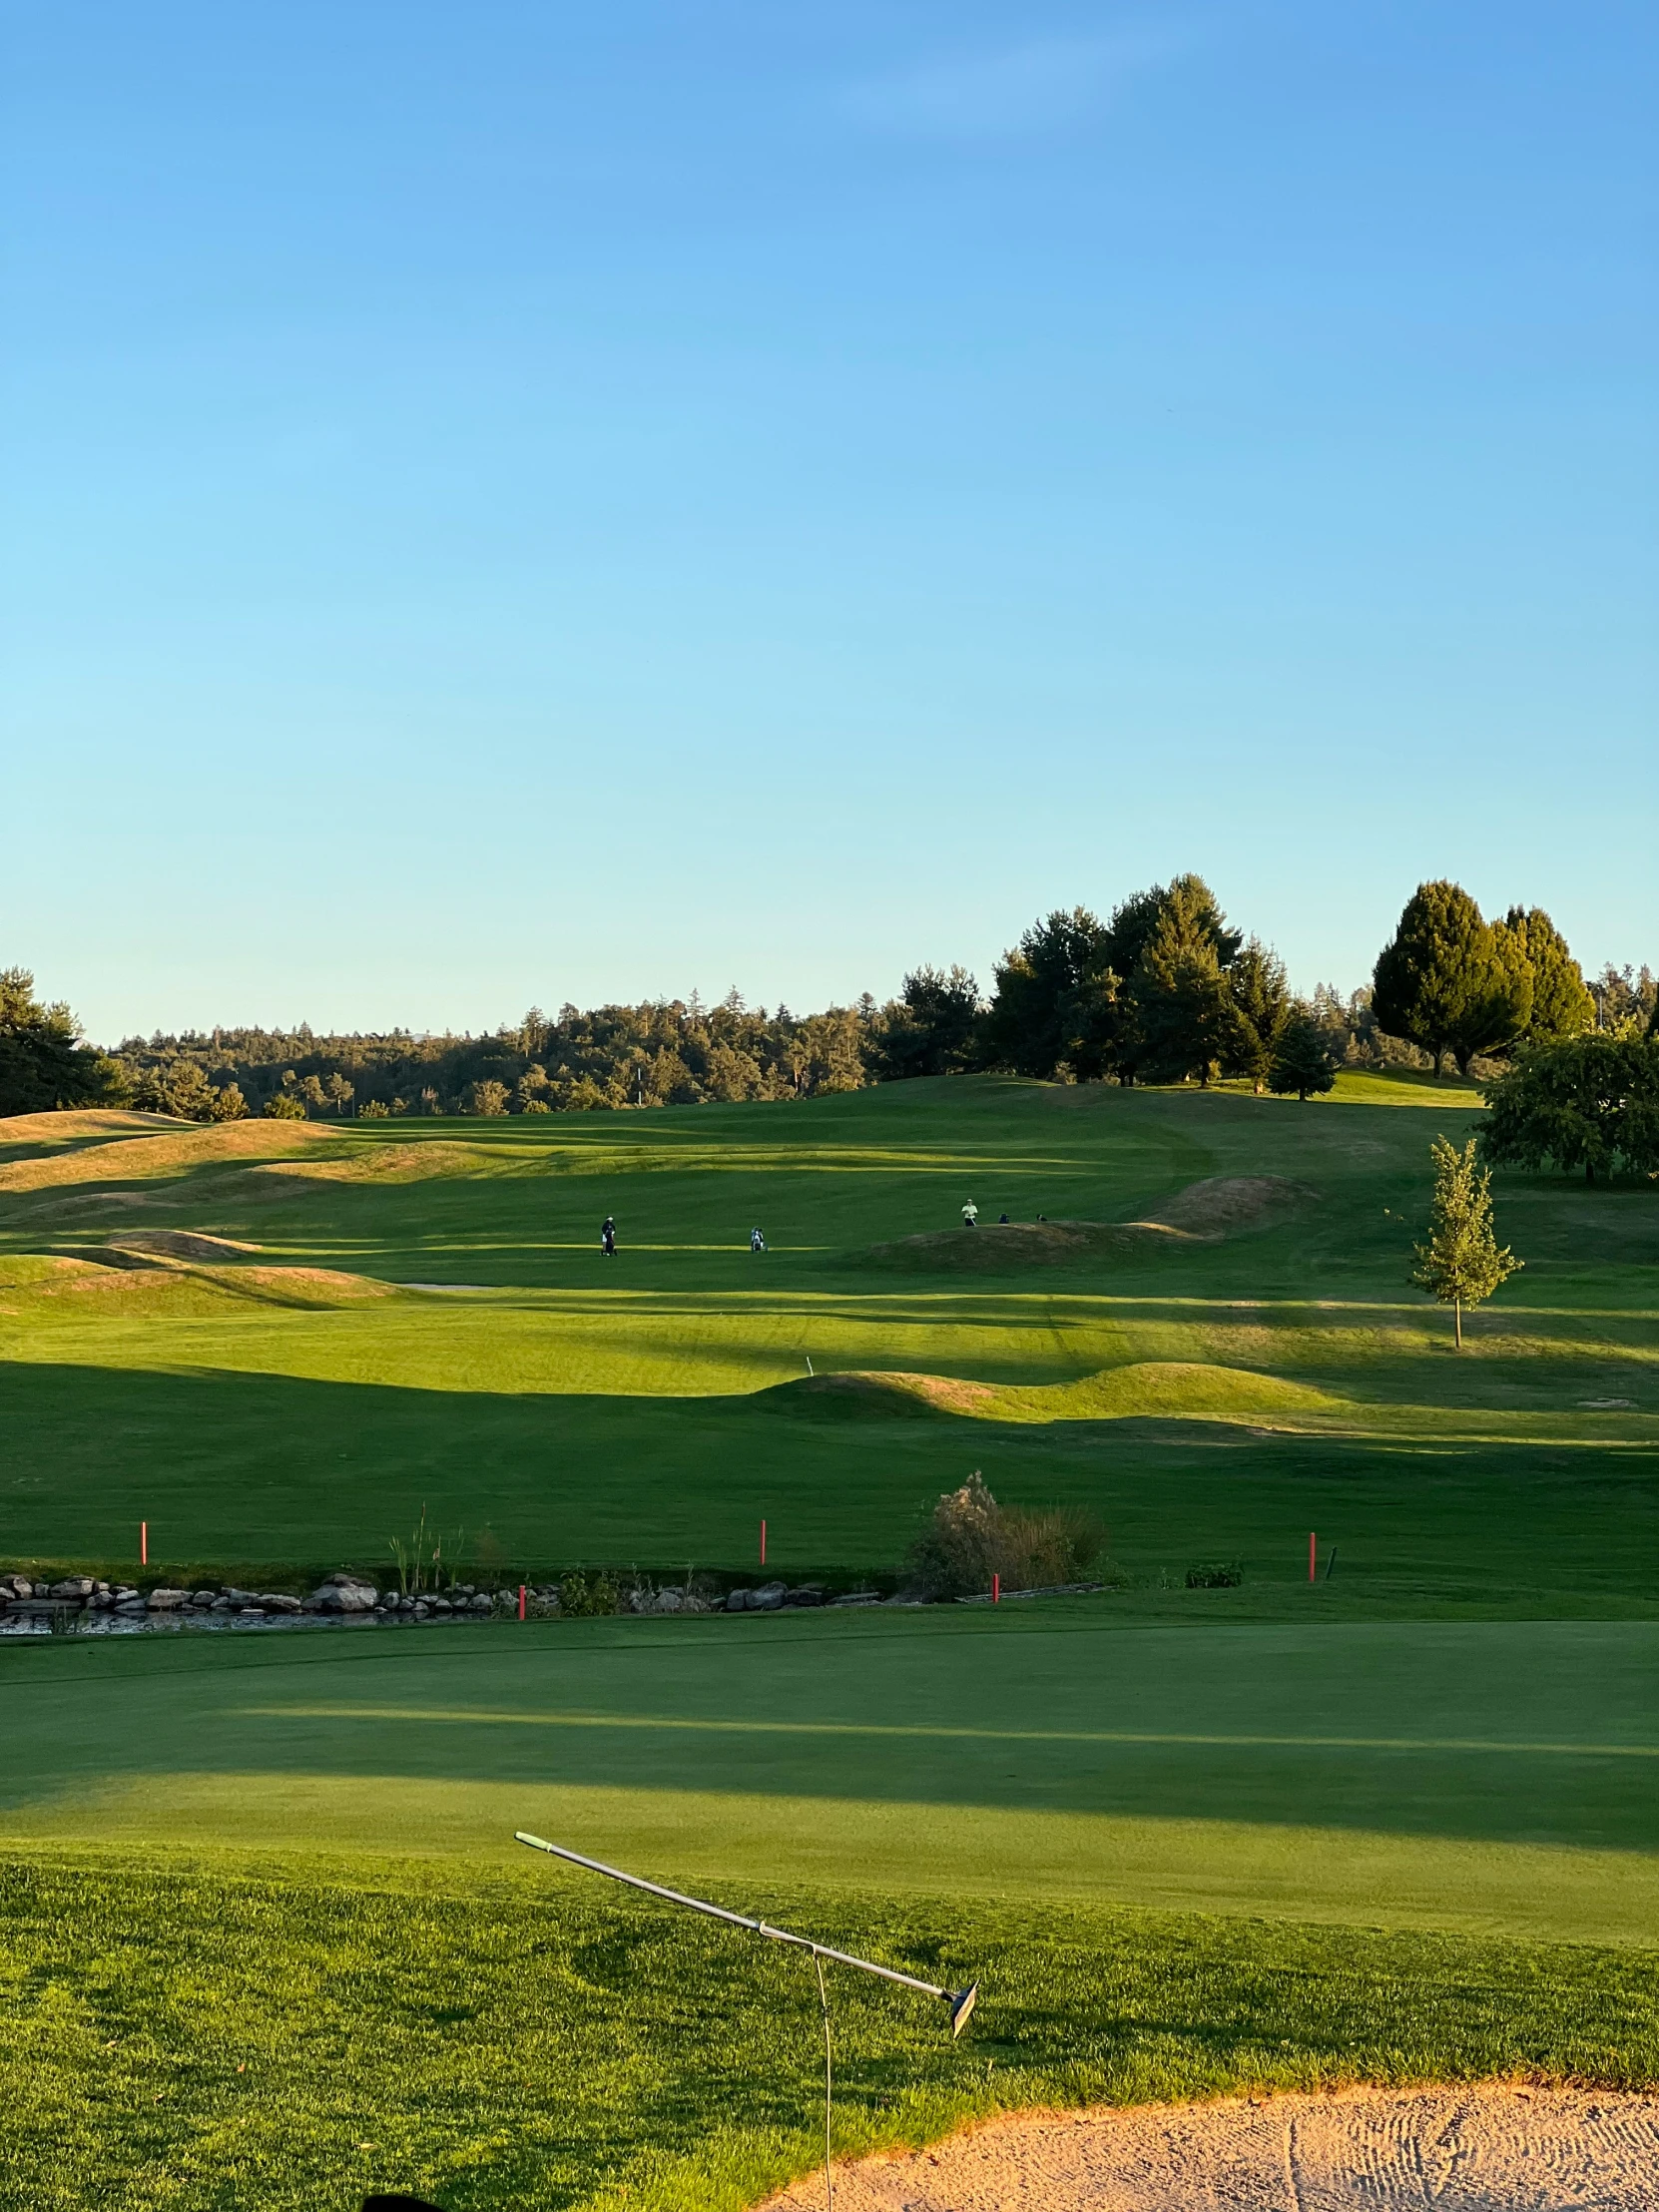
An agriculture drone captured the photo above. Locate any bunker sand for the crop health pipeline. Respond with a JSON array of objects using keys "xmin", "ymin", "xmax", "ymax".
[{"xmin": 762, "ymin": 2084, "xmax": 1659, "ymax": 2209}]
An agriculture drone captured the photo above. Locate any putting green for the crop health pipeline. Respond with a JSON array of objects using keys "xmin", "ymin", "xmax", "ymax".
[{"xmin": 6, "ymin": 1608, "xmax": 1657, "ymax": 1947}]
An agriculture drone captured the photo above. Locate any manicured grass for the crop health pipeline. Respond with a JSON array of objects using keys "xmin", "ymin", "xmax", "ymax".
[
  {"xmin": 13, "ymin": 1849, "xmax": 1659, "ymax": 2212},
  {"xmin": 3, "ymin": 1076, "xmax": 1658, "ymax": 2206},
  {"xmin": 5, "ymin": 1852, "xmax": 1659, "ymax": 2212},
  {"xmin": 5, "ymin": 1609, "xmax": 1659, "ymax": 1945},
  {"xmin": 0, "ymin": 1078, "xmax": 1653, "ymax": 1593}
]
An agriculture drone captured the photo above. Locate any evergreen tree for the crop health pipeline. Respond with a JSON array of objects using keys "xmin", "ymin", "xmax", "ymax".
[
  {"xmin": 1412, "ymin": 1135, "xmax": 1521, "ymax": 1350},
  {"xmin": 867, "ymin": 964, "xmax": 981, "ymax": 1080},
  {"xmin": 164, "ymin": 1062, "xmax": 217, "ymax": 1120},
  {"xmin": 1495, "ymin": 907, "xmax": 1593, "ymax": 1042},
  {"xmin": 208, "ymin": 1082, "xmax": 250, "ymax": 1122},
  {"xmin": 1095, "ymin": 888, "xmax": 1165, "ymax": 1082},
  {"xmin": 1224, "ymin": 938, "xmax": 1292, "ymax": 1092},
  {"xmin": 0, "ymin": 967, "xmax": 116, "ymax": 1116},
  {"xmin": 977, "ymin": 908, "xmax": 1116, "ymax": 1078},
  {"xmin": 1128, "ymin": 876, "xmax": 1238, "ymax": 1084},
  {"xmin": 1373, "ymin": 882, "xmax": 1532, "ymax": 1075},
  {"xmin": 1268, "ymin": 1006, "xmax": 1339, "ymax": 1100},
  {"xmin": 264, "ymin": 1091, "xmax": 306, "ymax": 1119}
]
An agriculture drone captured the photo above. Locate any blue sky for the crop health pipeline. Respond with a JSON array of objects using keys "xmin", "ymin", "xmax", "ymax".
[{"xmin": 4, "ymin": 1, "xmax": 1653, "ymax": 1041}]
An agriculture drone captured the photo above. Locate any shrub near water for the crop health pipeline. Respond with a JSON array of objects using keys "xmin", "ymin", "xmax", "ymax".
[{"xmin": 903, "ymin": 1473, "xmax": 1104, "ymax": 1599}]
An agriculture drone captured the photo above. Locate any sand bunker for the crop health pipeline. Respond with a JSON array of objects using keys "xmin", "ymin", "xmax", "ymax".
[{"xmin": 762, "ymin": 2083, "xmax": 1659, "ymax": 2210}]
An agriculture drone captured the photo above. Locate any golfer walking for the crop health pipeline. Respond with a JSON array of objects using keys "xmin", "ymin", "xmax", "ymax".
[
  {"xmin": 601, "ymin": 1216, "xmax": 617, "ymax": 1258},
  {"xmin": 961, "ymin": 1201, "xmax": 978, "ymax": 1229},
  {"xmin": 750, "ymin": 1227, "xmax": 767, "ymax": 1254}
]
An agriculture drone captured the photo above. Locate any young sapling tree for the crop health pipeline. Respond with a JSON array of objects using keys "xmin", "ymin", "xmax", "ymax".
[{"xmin": 1412, "ymin": 1135, "xmax": 1521, "ymax": 1350}]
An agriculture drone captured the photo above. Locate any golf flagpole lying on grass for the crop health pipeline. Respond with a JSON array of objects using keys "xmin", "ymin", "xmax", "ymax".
[
  {"xmin": 514, "ymin": 1834, "xmax": 978, "ymax": 2028},
  {"xmin": 515, "ymin": 1833, "xmax": 978, "ymax": 2211}
]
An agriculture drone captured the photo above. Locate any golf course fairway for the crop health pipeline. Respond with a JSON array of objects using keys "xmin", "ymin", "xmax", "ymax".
[{"xmin": 2, "ymin": 1074, "xmax": 1656, "ymax": 2208}]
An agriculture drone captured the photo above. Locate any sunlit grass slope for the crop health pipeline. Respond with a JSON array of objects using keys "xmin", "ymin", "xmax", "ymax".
[{"xmin": 0, "ymin": 1075, "xmax": 1653, "ymax": 1591}]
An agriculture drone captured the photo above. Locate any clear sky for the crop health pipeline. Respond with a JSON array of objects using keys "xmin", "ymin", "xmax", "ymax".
[{"xmin": 4, "ymin": 1, "xmax": 1654, "ymax": 1043}]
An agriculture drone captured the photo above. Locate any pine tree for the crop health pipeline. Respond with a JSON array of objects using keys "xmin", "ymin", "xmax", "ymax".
[
  {"xmin": 1495, "ymin": 907, "xmax": 1594, "ymax": 1042},
  {"xmin": 977, "ymin": 908, "xmax": 1115, "ymax": 1078},
  {"xmin": 1224, "ymin": 938, "xmax": 1292, "ymax": 1092},
  {"xmin": 1268, "ymin": 1008, "xmax": 1339, "ymax": 1100},
  {"xmin": 1130, "ymin": 876, "xmax": 1238, "ymax": 1084},
  {"xmin": 1373, "ymin": 882, "xmax": 1533, "ymax": 1074},
  {"xmin": 1412, "ymin": 1135, "xmax": 1521, "ymax": 1350},
  {"xmin": 0, "ymin": 967, "xmax": 116, "ymax": 1116}
]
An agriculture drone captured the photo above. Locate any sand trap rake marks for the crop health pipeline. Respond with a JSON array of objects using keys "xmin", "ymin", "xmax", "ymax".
[{"xmin": 514, "ymin": 1833, "xmax": 977, "ymax": 2211}]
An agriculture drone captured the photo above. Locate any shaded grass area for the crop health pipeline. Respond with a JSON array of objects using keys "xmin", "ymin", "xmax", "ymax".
[
  {"xmin": 5, "ymin": 1852, "xmax": 1658, "ymax": 2212},
  {"xmin": 5, "ymin": 1613, "xmax": 1659, "ymax": 1944},
  {"xmin": 1, "ymin": 1357, "xmax": 1654, "ymax": 1609}
]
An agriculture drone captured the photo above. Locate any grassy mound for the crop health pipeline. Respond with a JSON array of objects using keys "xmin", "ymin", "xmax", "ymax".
[
  {"xmin": 763, "ymin": 1370, "xmax": 999, "ymax": 1419},
  {"xmin": 764, "ymin": 1362, "xmax": 1340, "ymax": 1425},
  {"xmin": 0, "ymin": 1257, "xmax": 396, "ymax": 1320},
  {"xmin": 103, "ymin": 1229, "xmax": 263, "ymax": 1262},
  {"xmin": 1130, "ymin": 1174, "xmax": 1320, "ymax": 1235},
  {"xmin": 266, "ymin": 1139, "xmax": 512, "ymax": 1185},
  {"xmin": 0, "ymin": 1108, "xmax": 193, "ymax": 1147},
  {"xmin": 870, "ymin": 1176, "xmax": 1321, "ymax": 1269},
  {"xmin": 0, "ymin": 1119, "xmax": 335, "ymax": 1195}
]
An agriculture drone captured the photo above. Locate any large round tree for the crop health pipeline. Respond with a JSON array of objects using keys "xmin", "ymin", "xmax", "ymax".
[{"xmin": 1372, "ymin": 882, "xmax": 1533, "ymax": 1075}]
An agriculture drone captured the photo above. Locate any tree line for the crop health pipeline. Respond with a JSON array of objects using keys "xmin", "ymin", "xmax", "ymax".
[{"xmin": 2, "ymin": 877, "xmax": 1653, "ymax": 1178}]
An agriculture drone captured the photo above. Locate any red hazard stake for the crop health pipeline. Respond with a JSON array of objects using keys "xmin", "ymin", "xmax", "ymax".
[
  {"xmin": 518, "ymin": 1583, "xmax": 526, "ymax": 1621},
  {"xmin": 992, "ymin": 1572, "xmax": 1000, "ymax": 1605},
  {"xmin": 141, "ymin": 1520, "xmax": 148, "ymax": 1568},
  {"xmin": 760, "ymin": 1518, "xmax": 767, "ymax": 1568},
  {"xmin": 1309, "ymin": 1531, "xmax": 1317, "ymax": 1583}
]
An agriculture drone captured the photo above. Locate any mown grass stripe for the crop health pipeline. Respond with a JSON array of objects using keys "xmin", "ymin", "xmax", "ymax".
[{"xmin": 244, "ymin": 1706, "xmax": 1659, "ymax": 1756}]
